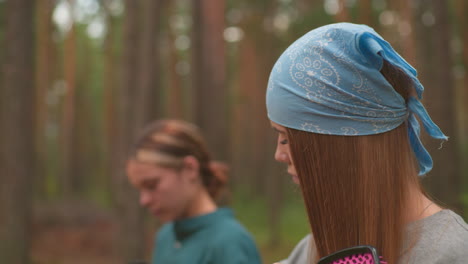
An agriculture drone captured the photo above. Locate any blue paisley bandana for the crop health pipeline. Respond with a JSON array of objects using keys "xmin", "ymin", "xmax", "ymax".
[{"xmin": 266, "ymin": 23, "xmax": 447, "ymax": 175}]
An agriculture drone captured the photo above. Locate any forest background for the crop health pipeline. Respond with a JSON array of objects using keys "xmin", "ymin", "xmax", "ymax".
[{"xmin": 1, "ymin": 0, "xmax": 467, "ymax": 263}]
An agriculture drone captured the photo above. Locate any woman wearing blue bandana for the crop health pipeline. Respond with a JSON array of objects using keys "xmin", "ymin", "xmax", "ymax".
[{"xmin": 266, "ymin": 23, "xmax": 468, "ymax": 264}]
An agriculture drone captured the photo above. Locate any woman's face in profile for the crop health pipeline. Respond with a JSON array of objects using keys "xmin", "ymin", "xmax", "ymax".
[
  {"xmin": 126, "ymin": 160, "xmax": 196, "ymax": 222},
  {"xmin": 270, "ymin": 122, "xmax": 299, "ymax": 184}
]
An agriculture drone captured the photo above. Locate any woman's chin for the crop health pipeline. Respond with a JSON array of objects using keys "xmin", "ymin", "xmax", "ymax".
[
  {"xmin": 288, "ymin": 169, "xmax": 300, "ymax": 184},
  {"xmin": 290, "ymin": 173, "xmax": 300, "ymax": 184},
  {"xmin": 151, "ymin": 210, "xmax": 172, "ymax": 223}
]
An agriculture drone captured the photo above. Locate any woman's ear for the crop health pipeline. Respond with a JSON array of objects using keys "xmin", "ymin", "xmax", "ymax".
[
  {"xmin": 182, "ymin": 156, "xmax": 200, "ymax": 181},
  {"xmin": 126, "ymin": 159, "xmax": 136, "ymax": 178}
]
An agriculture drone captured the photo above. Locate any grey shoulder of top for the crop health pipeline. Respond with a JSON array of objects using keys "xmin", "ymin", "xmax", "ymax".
[{"xmin": 447, "ymin": 210, "xmax": 468, "ymax": 232}]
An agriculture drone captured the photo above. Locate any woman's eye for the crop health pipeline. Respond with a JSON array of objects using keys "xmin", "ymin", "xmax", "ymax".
[
  {"xmin": 280, "ymin": 139, "xmax": 288, "ymax": 145},
  {"xmin": 143, "ymin": 180, "xmax": 159, "ymax": 190}
]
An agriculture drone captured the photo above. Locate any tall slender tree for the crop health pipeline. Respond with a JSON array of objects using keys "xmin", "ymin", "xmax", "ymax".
[
  {"xmin": 133, "ymin": 0, "xmax": 164, "ymax": 128},
  {"xmin": 192, "ymin": 0, "xmax": 228, "ymax": 161},
  {"xmin": 455, "ymin": 0, "xmax": 468, "ymax": 146},
  {"xmin": 335, "ymin": 0, "xmax": 350, "ymax": 22},
  {"xmin": 0, "ymin": 0, "xmax": 35, "ymax": 263},
  {"xmin": 416, "ymin": 0, "xmax": 462, "ymax": 212},
  {"xmin": 113, "ymin": 0, "xmax": 145, "ymax": 261},
  {"xmin": 102, "ymin": 0, "xmax": 120, "ymax": 203},
  {"xmin": 61, "ymin": 1, "xmax": 78, "ymax": 196},
  {"xmin": 456, "ymin": 0, "xmax": 468, "ymax": 207},
  {"xmin": 34, "ymin": 0, "xmax": 55, "ymax": 199},
  {"xmin": 113, "ymin": 1, "xmax": 166, "ymax": 260},
  {"xmin": 397, "ymin": 0, "xmax": 416, "ymax": 65},
  {"xmin": 167, "ymin": 28, "xmax": 184, "ymax": 119},
  {"xmin": 233, "ymin": 23, "xmax": 262, "ymax": 191},
  {"xmin": 233, "ymin": 2, "xmax": 285, "ymax": 245},
  {"xmin": 358, "ymin": 0, "xmax": 372, "ymax": 26}
]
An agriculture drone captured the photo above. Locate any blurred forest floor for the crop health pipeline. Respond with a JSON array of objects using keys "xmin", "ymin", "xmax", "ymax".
[
  {"xmin": 28, "ymin": 190, "xmax": 468, "ymax": 264},
  {"xmin": 31, "ymin": 200, "xmax": 122, "ymax": 264},
  {"xmin": 30, "ymin": 190, "xmax": 309, "ymax": 264}
]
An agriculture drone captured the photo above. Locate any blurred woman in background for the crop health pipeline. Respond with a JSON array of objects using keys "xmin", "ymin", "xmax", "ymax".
[{"xmin": 126, "ymin": 119, "xmax": 261, "ymax": 264}]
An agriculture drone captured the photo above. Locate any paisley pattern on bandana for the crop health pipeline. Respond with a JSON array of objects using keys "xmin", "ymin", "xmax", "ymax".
[{"xmin": 266, "ymin": 23, "xmax": 447, "ymax": 175}]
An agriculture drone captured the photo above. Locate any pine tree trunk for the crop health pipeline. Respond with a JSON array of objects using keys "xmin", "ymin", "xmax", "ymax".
[
  {"xmin": 134, "ymin": 0, "xmax": 164, "ymax": 128},
  {"xmin": 168, "ymin": 34, "xmax": 184, "ymax": 118},
  {"xmin": 114, "ymin": 0, "xmax": 146, "ymax": 262},
  {"xmin": 0, "ymin": 0, "xmax": 35, "ymax": 263},
  {"xmin": 358, "ymin": 0, "xmax": 372, "ymax": 26},
  {"xmin": 237, "ymin": 10, "xmax": 285, "ymax": 246},
  {"xmin": 61, "ymin": 19, "xmax": 77, "ymax": 197},
  {"xmin": 34, "ymin": 0, "xmax": 55, "ymax": 199},
  {"xmin": 417, "ymin": 0, "xmax": 462, "ymax": 212},
  {"xmin": 455, "ymin": 0, "xmax": 468, "ymax": 148},
  {"xmin": 192, "ymin": 0, "xmax": 228, "ymax": 161},
  {"xmin": 335, "ymin": 0, "xmax": 350, "ymax": 22},
  {"xmin": 397, "ymin": 0, "xmax": 416, "ymax": 65},
  {"xmin": 102, "ymin": 0, "xmax": 118, "ymax": 204}
]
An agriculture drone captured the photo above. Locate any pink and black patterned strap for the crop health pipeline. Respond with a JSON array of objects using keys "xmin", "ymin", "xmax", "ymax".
[{"xmin": 328, "ymin": 253, "xmax": 387, "ymax": 264}]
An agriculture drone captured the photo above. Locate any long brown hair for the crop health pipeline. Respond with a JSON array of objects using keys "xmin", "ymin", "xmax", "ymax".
[
  {"xmin": 130, "ymin": 119, "xmax": 228, "ymax": 202},
  {"xmin": 286, "ymin": 60, "xmax": 422, "ymax": 263}
]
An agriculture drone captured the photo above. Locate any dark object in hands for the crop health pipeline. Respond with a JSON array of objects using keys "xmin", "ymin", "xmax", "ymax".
[
  {"xmin": 128, "ymin": 260, "xmax": 148, "ymax": 264},
  {"xmin": 317, "ymin": 245, "xmax": 386, "ymax": 264}
]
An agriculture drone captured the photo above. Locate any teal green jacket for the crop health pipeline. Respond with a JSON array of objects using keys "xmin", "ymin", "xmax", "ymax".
[{"xmin": 152, "ymin": 208, "xmax": 262, "ymax": 264}]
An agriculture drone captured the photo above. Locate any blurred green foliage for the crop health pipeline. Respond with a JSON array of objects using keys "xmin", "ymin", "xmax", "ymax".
[{"xmin": 232, "ymin": 187, "xmax": 310, "ymax": 263}]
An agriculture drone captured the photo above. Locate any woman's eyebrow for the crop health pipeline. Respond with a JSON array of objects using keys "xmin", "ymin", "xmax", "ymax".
[{"xmin": 271, "ymin": 126, "xmax": 286, "ymax": 134}]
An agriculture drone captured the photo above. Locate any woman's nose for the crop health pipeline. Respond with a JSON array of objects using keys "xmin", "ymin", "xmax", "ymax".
[
  {"xmin": 139, "ymin": 192, "xmax": 152, "ymax": 208},
  {"xmin": 274, "ymin": 146, "xmax": 289, "ymax": 163}
]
